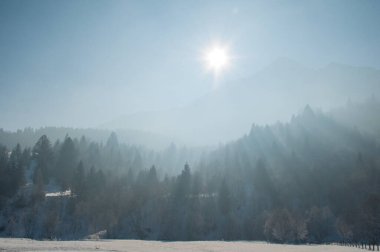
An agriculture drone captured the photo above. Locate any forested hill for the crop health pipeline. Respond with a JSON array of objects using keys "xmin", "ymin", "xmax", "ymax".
[
  {"xmin": 0, "ymin": 103, "xmax": 379, "ymax": 244},
  {"xmin": 193, "ymin": 104, "xmax": 380, "ymax": 242}
]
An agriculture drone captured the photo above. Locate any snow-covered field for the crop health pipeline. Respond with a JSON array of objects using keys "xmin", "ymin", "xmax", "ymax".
[{"xmin": 0, "ymin": 238, "xmax": 364, "ymax": 252}]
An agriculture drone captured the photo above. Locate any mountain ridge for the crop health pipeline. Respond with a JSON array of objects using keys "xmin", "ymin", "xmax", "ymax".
[{"xmin": 102, "ymin": 59, "xmax": 380, "ymax": 145}]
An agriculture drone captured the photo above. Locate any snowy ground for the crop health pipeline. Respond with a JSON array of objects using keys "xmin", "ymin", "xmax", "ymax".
[{"xmin": 0, "ymin": 238, "xmax": 365, "ymax": 252}]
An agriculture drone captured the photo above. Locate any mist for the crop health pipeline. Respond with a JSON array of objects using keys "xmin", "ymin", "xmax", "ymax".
[
  {"xmin": 0, "ymin": 0, "xmax": 380, "ymax": 250},
  {"xmin": 1, "ymin": 1, "xmax": 380, "ymax": 141}
]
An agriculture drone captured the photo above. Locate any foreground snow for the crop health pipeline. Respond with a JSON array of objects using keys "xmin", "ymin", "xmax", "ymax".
[
  {"xmin": 45, "ymin": 189, "xmax": 71, "ymax": 197},
  {"xmin": 0, "ymin": 238, "xmax": 364, "ymax": 252}
]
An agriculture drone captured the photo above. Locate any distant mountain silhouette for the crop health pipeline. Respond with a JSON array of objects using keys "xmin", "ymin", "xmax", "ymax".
[
  {"xmin": 330, "ymin": 96, "xmax": 380, "ymax": 138},
  {"xmin": 0, "ymin": 127, "xmax": 178, "ymax": 150},
  {"xmin": 103, "ymin": 59, "xmax": 380, "ymax": 145}
]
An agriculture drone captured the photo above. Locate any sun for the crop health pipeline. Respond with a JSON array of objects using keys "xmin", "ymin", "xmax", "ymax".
[
  {"xmin": 203, "ymin": 44, "xmax": 230, "ymax": 75},
  {"xmin": 206, "ymin": 47, "xmax": 228, "ymax": 70}
]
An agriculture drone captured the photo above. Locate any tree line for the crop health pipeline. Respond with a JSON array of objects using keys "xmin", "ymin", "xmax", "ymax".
[{"xmin": 0, "ymin": 106, "xmax": 379, "ymax": 248}]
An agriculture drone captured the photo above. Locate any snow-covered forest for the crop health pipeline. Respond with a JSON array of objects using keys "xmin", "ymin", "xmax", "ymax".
[{"xmin": 0, "ymin": 100, "xmax": 379, "ymax": 249}]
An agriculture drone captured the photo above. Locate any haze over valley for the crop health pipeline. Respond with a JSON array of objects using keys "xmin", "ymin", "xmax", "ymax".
[{"xmin": 0, "ymin": 1, "xmax": 379, "ymax": 251}]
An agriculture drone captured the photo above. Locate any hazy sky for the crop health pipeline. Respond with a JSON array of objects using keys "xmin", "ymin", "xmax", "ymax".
[{"xmin": 1, "ymin": 0, "xmax": 380, "ymax": 130}]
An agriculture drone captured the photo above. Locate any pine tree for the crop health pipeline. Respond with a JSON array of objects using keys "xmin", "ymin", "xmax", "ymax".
[
  {"xmin": 33, "ymin": 135, "xmax": 53, "ymax": 182},
  {"xmin": 72, "ymin": 161, "xmax": 86, "ymax": 198},
  {"xmin": 56, "ymin": 136, "xmax": 78, "ymax": 189},
  {"xmin": 218, "ymin": 179, "xmax": 231, "ymax": 216}
]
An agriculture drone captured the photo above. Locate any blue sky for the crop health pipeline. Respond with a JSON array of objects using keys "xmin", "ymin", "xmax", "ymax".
[{"xmin": 1, "ymin": 0, "xmax": 380, "ymax": 130}]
